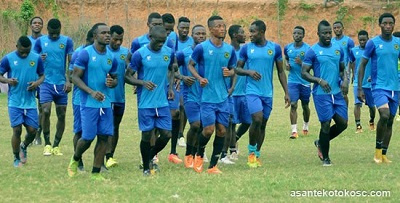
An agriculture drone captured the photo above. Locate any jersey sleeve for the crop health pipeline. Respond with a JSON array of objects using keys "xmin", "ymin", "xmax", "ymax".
[
  {"xmin": 69, "ymin": 51, "xmax": 80, "ymax": 71},
  {"xmin": 36, "ymin": 57, "xmax": 44, "ymax": 75},
  {"xmin": 110, "ymin": 58, "xmax": 118, "ymax": 74},
  {"xmin": 190, "ymin": 44, "xmax": 203, "ymax": 65},
  {"xmin": 74, "ymin": 50, "xmax": 89, "ymax": 70},
  {"xmin": 130, "ymin": 51, "xmax": 143, "ymax": 72},
  {"xmin": 283, "ymin": 45, "xmax": 289, "ymax": 61},
  {"xmin": 362, "ymin": 40, "xmax": 375, "ymax": 60},
  {"xmin": 239, "ymin": 44, "xmax": 248, "ymax": 62},
  {"xmin": 347, "ymin": 38, "xmax": 355, "ymax": 53},
  {"xmin": 0, "ymin": 56, "xmax": 10, "ymax": 75},
  {"xmin": 339, "ymin": 48, "xmax": 344, "ymax": 63},
  {"xmin": 166, "ymin": 39, "xmax": 175, "ymax": 51},
  {"xmin": 228, "ymin": 48, "xmax": 237, "ymax": 69},
  {"xmin": 274, "ymin": 43, "xmax": 283, "ymax": 61},
  {"xmin": 66, "ymin": 38, "xmax": 74, "ymax": 55},
  {"xmin": 348, "ymin": 49, "xmax": 355, "ymax": 63},
  {"xmin": 302, "ymin": 48, "xmax": 316, "ymax": 67},
  {"xmin": 176, "ymin": 51, "xmax": 185, "ymax": 67},
  {"xmin": 130, "ymin": 39, "xmax": 140, "ymax": 54},
  {"xmin": 168, "ymin": 52, "xmax": 175, "ymax": 70},
  {"xmin": 33, "ymin": 39, "xmax": 42, "ymax": 54}
]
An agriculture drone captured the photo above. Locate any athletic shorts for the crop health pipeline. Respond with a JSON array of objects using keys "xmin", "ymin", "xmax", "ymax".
[
  {"xmin": 353, "ymin": 87, "xmax": 362, "ymax": 105},
  {"xmin": 313, "ymin": 93, "xmax": 348, "ymax": 122},
  {"xmin": 8, "ymin": 107, "xmax": 38, "ymax": 128},
  {"xmin": 168, "ymin": 87, "xmax": 180, "ymax": 110},
  {"xmin": 200, "ymin": 99, "xmax": 230, "ymax": 128},
  {"xmin": 288, "ymin": 83, "xmax": 311, "ymax": 103},
  {"xmin": 228, "ymin": 96, "xmax": 234, "ymax": 115},
  {"xmin": 39, "ymin": 82, "xmax": 68, "ymax": 105},
  {"xmin": 363, "ymin": 88, "xmax": 374, "ymax": 108},
  {"xmin": 138, "ymin": 106, "xmax": 172, "ymax": 131},
  {"xmin": 232, "ymin": 96, "xmax": 251, "ymax": 124},
  {"xmin": 112, "ymin": 102, "xmax": 125, "ymax": 117},
  {"xmin": 372, "ymin": 89, "xmax": 399, "ymax": 116},
  {"xmin": 72, "ymin": 104, "xmax": 82, "ymax": 134},
  {"xmin": 184, "ymin": 101, "xmax": 201, "ymax": 124},
  {"xmin": 246, "ymin": 95, "xmax": 273, "ymax": 119},
  {"xmin": 81, "ymin": 107, "xmax": 113, "ymax": 141}
]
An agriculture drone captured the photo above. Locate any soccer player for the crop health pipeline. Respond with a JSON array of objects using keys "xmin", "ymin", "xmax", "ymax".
[
  {"xmin": 105, "ymin": 25, "xmax": 129, "ymax": 168},
  {"xmin": 393, "ymin": 31, "xmax": 400, "ymax": 121},
  {"xmin": 357, "ymin": 13, "xmax": 400, "ymax": 164},
  {"xmin": 162, "ymin": 13, "xmax": 177, "ymax": 49},
  {"xmin": 28, "ymin": 16, "xmax": 44, "ymax": 145},
  {"xmin": 302, "ymin": 20, "xmax": 348, "ymax": 167},
  {"xmin": 34, "ymin": 18, "xmax": 74, "ymax": 156},
  {"xmin": 349, "ymin": 30, "xmax": 376, "ymax": 133},
  {"xmin": 284, "ymin": 26, "xmax": 311, "ymax": 139},
  {"xmin": 125, "ymin": 26, "xmax": 175, "ymax": 176},
  {"xmin": 235, "ymin": 20, "xmax": 290, "ymax": 168},
  {"xmin": 332, "ymin": 21, "xmax": 354, "ymax": 105},
  {"xmin": 0, "ymin": 36, "xmax": 44, "ymax": 167},
  {"xmin": 68, "ymin": 24, "xmax": 118, "ymax": 180},
  {"xmin": 188, "ymin": 15, "xmax": 237, "ymax": 174},
  {"xmin": 176, "ymin": 24, "xmax": 206, "ymax": 168}
]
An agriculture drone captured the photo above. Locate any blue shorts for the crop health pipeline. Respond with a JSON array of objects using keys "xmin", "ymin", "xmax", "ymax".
[
  {"xmin": 39, "ymin": 82, "xmax": 68, "ymax": 105},
  {"xmin": 112, "ymin": 102, "xmax": 125, "ymax": 117},
  {"xmin": 288, "ymin": 83, "xmax": 311, "ymax": 103},
  {"xmin": 81, "ymin": 107, "xmax": 113, "ymax": 141},
  {"xmin": 36, "ymin": 86, "xmax": 40, "ymax": 100},
  {"xmin": 184, "ymin": 101, "xmax": 201, "ymax": 124},
  {"xmin": 363, "ymin": 88, "xmax": 375, "ymax": 108},
  {"xmin": 372, "ymin": 89, "xmax": 399, "ymax": 116},
  {"xmin": 168, "ymin": 87, "xmax": 180, "ymax": 110},
  {"xmin": 8, "ymin": 107, "xmax": 38, "ymax": 128},
  {"xmin": 73, "ymin": 104, "xmax": 82, "ymax": 134},
  {"xmin": 353, "ymin": 87, "xmax": 362, "ymax": 105},
  {"xmin": 246, "ymin": 95, "xmax": 273, "ymax": 119},
  {"xmin": 200, "ymin": 99, "xmax": 230, "ymax": 128},
  {"xmin": 228, "ymin": 96, "xmax": 234, "ymax": 115},
  {"xmin": 138, "ymin": 106, "xmax": 172, "ymax": 131},
  {"xmin": 233, "ymin": 96, "xmax": 251, "ymax": 124},
  {"xmin": 313, "ymin": 93, "xmax": 348, "ymax": 122}
]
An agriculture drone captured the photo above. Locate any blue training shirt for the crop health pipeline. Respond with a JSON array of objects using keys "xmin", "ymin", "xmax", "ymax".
[
  {"xmin": 177, "ymin": 46, "xmax": 200, "ymax": 103},
  {"xmin": 284, "ymin": 42, "xmax": 311, "ymax": 86},
  {"xmin": 232, "ymin": 47, "xmax": 247, "ymax": 96},
  {"xmin": 191, "ymin": 39, "xmax": 237, "ymax": 103},
  {"xmin": 33, "ymin": 35, "xmax": 73, "ymax": 85},
  {"xmin": 74, "ymin": 45, "xmax": 118, "ymax": 108},
  {"xmin": 28, "ymin": 35, "xmax": 41, "ymax": 52},
  {"xmin": 348, "ymin": 46, "xmax": 372, "ymax": 88},
  {"xmin": 332, "ymin": 35, "xmax": 355, "ymax": 65},
  {"xmin": 0, "ymin": 51, "xmax": 44, "ymax": 109},
  {"xmin": 239, "ymin": 41, "xmax": 282, "ymax": 97},
  {"xmin": 130, "ymin": 33, "xmax": 175, "ymax": 54},
  {"xmin": 69, "ymin": 45, "xmax": 85, "ymax": 105},
  {"xmin": 130, "ymin": 45, "xmax": 174, "ymax": 109},
  {"xmin": 362, "ymin": 35, "xmax": 400, "ymax": 91},
  {"xmin": 107, "ymin": 45, "xmax": 129, "ymax": 103},
  {"xmin": 177, "ymin": 36, "xmax": 194, "ymax": 52},
  {"xmin": 303, "ymin": 43, "xmax": 344, "ymax": 95}
]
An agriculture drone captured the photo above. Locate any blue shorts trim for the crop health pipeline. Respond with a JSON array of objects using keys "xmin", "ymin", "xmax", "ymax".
[
  {"xmin": 200, "ymin": 100, "xmax": 230, "ymax": 128},
  {"xmin": 112, "ymin": 102, "xmax": 125, "ymax": 117},
  {"xmin": 246, "ymin": 95, "xmax": 273, "ymax": 119},
  {"xmin": 313, "ymin": 93, "xmax": 348, "ymax": 122},
  {"xmin": 353, "ymin": 87, "xmax": 362, "ymax": 105},
  {"xmin": 288, "ymin": 83, "xmax": 311, "ymax": 103},
  {"xmin": 362, "ymin": 88, "xmax": 375, "ymax": 108},
  {"xmin": 168, "ymin": 88, "xmax": 180, "ymax": 110},
  {"xmin": 39, "ymin": 82, "xmax": 68, "ymax": 105},
  {"xmin": 138, "ymin": 106, "xmax": 172, "ymax": 131},
  {"xmin": 233, "ymin": 96, "xmax": 251, "ymax": 124},
  {"xmin": 81, "ymin": 107, "xmax": 113, "ymax": 141},
  {"xmin": 372, "ymin": 89, "xmax": 399, "ymax": 116},
  {"xmin": 8, "ymin": 107, "xmax": 38, "ymax": 129},
  {"xmin": 184, "ymin": 101, "xmax": 201, "ymax": 124},
  {"xmin": 73, "ymin": 104, "xmax": 82, "ymax": 134}
]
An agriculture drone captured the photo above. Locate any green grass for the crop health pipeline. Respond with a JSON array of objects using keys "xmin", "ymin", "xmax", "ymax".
[{"xmin": 0, "ymin": 75, "xmax": 399, "ymax": 202}]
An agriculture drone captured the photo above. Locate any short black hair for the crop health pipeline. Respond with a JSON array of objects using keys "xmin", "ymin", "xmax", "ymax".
[
  {"xmin": 358, "ymin": 30, "xmax": 369, "ymax": 38},
  {"xmin": 47, "ymin": 18, "xmax": 61, "ymax": 29},
  {"xmin": 379, "ymin": 13, "xmax": 396, "ymax": 24},
  {"xmin": 251, "ymin": 20, "xmax": 266, "ymax": 33},
  {"xmin": 318, "ymin": 20, "xmax": 331, "ymax": 32},
  {"xmin": 162, "ymin": 13, "xmax": 175, "ymax": 24},
  {"xmin": 294, "ymin": 26, "xmax": 305, "ymax": 35},
  {"xmin": 86, "ymin": 29, "xmax": 94, "ymax": 41},
  {"xmin": 30, "ymin": 16, "xmax": 43, "ymax": 25},
  {"xmin": 228, "ymin": 25, "xmax": 241, "ymax": 39},
  {"xmin": 192, "ymin": 24, "xmax": 205, "ymax": 32},
  {"xmin": 110, "ymin": 25, "xmax": 124, "ymax": 35},
  {"xmin": 91, "ymin": 23, "xmax": 107, "ymax": 34},
  {"xmin": 178, "ymin": 17, "xmax": 190, "ymax": 24},
  {"xmin": 148, "ymin": 12, "xmax": 162, "ymax": 23},
  {"xmin": 393, "ymin": 32, "xmax": 400, "ymax": 38},
  {"xmin": 207, "ymin": 15, "xmax": 223, "ymax": 27},
  {"xmin": 18, "ymin": 36, "xmax": 32, "ymax": 48},
  {"xmin": 150, "ymin": 25, "xmax": 167, "ymax": 36},
  {"xmin": 333, "ymin": 21, "xmax": 343, "ymax": 27}
]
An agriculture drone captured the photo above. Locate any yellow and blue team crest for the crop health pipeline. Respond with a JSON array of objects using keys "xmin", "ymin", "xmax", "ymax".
[
  {"xmin": 342, "ymin": 41, "xmax": 346, "ymax": 46},
  {"xmin": 394, "ymin": 44, "xmax": 399, "ymax": 50},
  {"xmin": 300, "ymin": 51, "xmax": 305, "ymax": 56},
  {"xmin": 59, "ymin": 43, "xmax": 65, "ymax": 49},
  {"xmin": 120, "ymin": 54, "xmax": 126, "ymax": 60},
  {"xmin": 29, "ymin": 61, "xmax": 35, "ymax": 67},
  {"xmin": 163, "ymin": 55, "xmax": 169, "ymax": 61},
  {"xmin": 224, "ymin": 52, "xmax": 230, "ymax": 58},
  {"xmin": 107, "ymin": 59, "xmax": 112, "ymax": 65},
  {"xmin": 335, "ymin": 50, "xmax": 340, "ymax": 55},
  {"xmin": 268, "ymin": 49, "xmax": 273, "ymax": 55}
]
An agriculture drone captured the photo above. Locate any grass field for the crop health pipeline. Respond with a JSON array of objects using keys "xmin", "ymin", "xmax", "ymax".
[{"xmin": 0, "ymin": 76, "xmax": 399, "ymax": 202}]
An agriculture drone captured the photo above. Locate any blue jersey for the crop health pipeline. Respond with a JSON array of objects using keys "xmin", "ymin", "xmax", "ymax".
[
  {"xmin": 177, "ymin": 46, "xmax": 200, "ymax": 103},
  {"xmin": 239, "ymin": 41, "xmax": 283, "ymax": 97},
  {"xmin": 167, "ymin": 31, "xmax": 178, "ymax": 51},
  {"xmin": 28, "ymin": 35, "xmax": 41, "ymax": 51},
  {"xmin": 0, "ymin": 51, "xmax": 44, "ymax": 109},
  {"xmin": 130, "ymin": 33, "xmax": 175, "ymax": 54},
  {"xmin": 332, "ymin": 35, "xmax": 354, "ymax": 65},
  {"xmin": 348, "ymin": 46, "xmax": 372, "ymax": 88},
  {"xmin": 69, "ymin": 45, "xmax": 85, "ymax": 105},
  {"xmin": 232, "ymin": 48, "xmax": 246, "ymax": 96},
  {"xmin": 284, "ymin": 42, "xmax": 311, "ymax": 86},
  {"xmin": 33, "ymin": 35, "xmax": 73, "ymax": 85},
  {"xmin": 177, "ymin": 37, "xmax": 194, "ymax": 52},
  {"xmin": 303, "ymin": 43, "xmax": 344, "ymax": 95},
  {"xmin": 107, "ymin": 45, "xmax": 129, "ymax": 103},
  {"xmin": 130, "ymin": 45, "xmax": 174, "ymax": 108},
  {"xmin": 74, "ymin": 45, "xmax": 118, "ymax": 108},
  {"xmin": 191, "ymin": 40, "xmax": 237, "ymax": 103},
  {"xmin": 363, "ymin": 36, "xmax": 400, "ymax": 91}
]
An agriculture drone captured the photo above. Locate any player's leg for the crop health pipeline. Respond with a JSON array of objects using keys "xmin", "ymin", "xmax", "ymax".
[
  {"xmin": 72, "ymin": 104, "xmax": 83, "ymax": 170},
  {"xmin": 169, "ymin": 108, "xmax": 182, "ymax": 164},
  {"xmin": 221, "ymin": 98, "xmax": 234, "ymax": 164},
  {"xmin": 140, "ymin": 131, "xmax": 153, "ymax": 175},
  {"xmin": 52, "ymin": 104, "xmax": 67, "ymax": 155},
  {"xmin": 288, "ymin": 83, "xmax": 300, "ymax": 139},
  {"xmin": 20, "ymin": 108, "xmax": 39, "ymax": 164},
  {"xmin": 381, "ymin": 94, "xmax": 398, "ymax": 163},
  {"xmin": 234, "ymin": 96, "xmax": 250, "ymax": 142},
  {"xmin": 106, "ymin": 103, "xmax": 125, "ymax": 168},
  {"xmin": 373, "ymin": 90, "xmax": 391, "ymax": 163},
  {"xmin": 178, "ymin": 95, "xmax": 187, "ymax": 147},
  {"xmin": 255, "ymin": 97, "xmax": 272, "ymax": 166},
  {"xmin": 364, "ymin": 88, "xmax": 376, "ymax": 130},
  {"xmin": 34, "ymin": 102, "xmax": 43, "ymax": 145},
  {"xmin": 354, "ymin": 87, "xmax": 363, "ymax": 133},
  {"xmin": 300, "ymin": 85, "xmax": 311, "ymax": 135},
  {"xmin": 247, "ymin": 95, "xmax": 263, "ymax": 168},
  {"xmin": 11, "ymin": 125, "xmax": 23, "ymax": 167},
  {"xmin": 41, "ymin": 102, "xmax": 52, "ymax": 155},
  {"xmin": 319, "ymin": 120, "xmax": 332, "ymax": 166},
  {"xmin": 151, "ymin": 107, "xmax": 173, "ymax": 167},
  {"xmin": 183, "ymin": 101, "xmax": 201, "ymax": 168}
]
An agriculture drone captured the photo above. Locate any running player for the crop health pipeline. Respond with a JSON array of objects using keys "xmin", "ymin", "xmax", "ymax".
[
  {"xmin": 302, "ymin": 20, "xmax": 348, "ymax": 166},
  {"xmin": 0, "ymin": 36, "xmax": 44, "ymax": 167}
]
